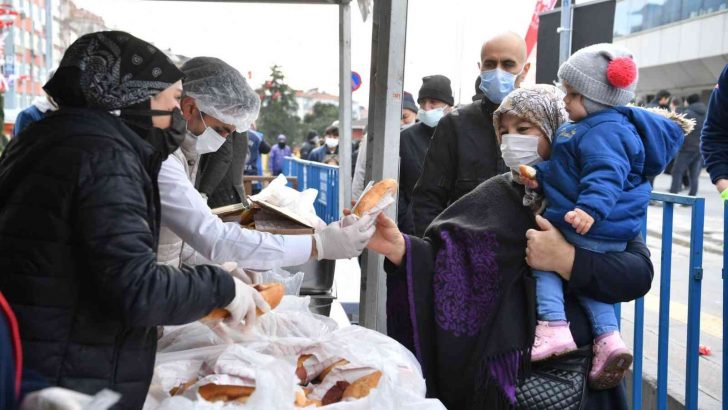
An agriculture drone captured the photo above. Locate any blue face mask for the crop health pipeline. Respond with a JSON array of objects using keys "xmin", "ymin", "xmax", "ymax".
[{"xmin": 479, "ymin": 68, "xmax": 521, "ymax": 104}]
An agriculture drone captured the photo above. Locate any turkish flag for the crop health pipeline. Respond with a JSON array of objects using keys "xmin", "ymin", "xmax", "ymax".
[{"xmin": 525, "ymin": 0, "xmax": 558, "ymax": 58}]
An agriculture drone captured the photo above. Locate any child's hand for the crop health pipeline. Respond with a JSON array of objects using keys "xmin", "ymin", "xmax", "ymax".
[
  {"xmin": 565, "ymin": 208, "xmax": 594, "ymax": 235},
  {"xmin": 523, "ymin": 178, "xmax": 539, "ymax": 190}
]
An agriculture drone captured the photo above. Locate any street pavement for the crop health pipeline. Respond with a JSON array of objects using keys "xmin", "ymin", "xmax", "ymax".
[{"xmin": 332, "ymin": 171, "xmax": 726, "ymax": 408}]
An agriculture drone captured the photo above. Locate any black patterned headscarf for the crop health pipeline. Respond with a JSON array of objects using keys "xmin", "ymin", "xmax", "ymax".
[{"xmin": 44, "ymin": 31, "xmax": 183, "ymax": 110}]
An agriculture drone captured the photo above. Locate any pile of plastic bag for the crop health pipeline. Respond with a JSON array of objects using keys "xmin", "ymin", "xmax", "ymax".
[{"xmin": 143, "ymin": 297, "xmax": 445, "ymax": 410}]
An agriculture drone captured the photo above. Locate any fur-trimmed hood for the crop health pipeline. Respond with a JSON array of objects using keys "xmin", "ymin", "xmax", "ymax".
[{"xmin": 613, "ymin": 106, "xmax": 691, "ymax": 176}]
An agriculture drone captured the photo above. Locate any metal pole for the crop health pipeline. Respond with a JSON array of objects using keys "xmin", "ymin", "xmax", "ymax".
[
  {"xmin": 359, "ymin": 0, "xmax": 407, "ymax": 333},
  {"xmin": 338, "ymin": 0, "xmax": 352, "ymax": 213},
  {"xmin": 685, "ymin": 198, "xmax": 705, "ymax": 409},
  {"xmin": 632, "ymin": 213, "xmax": 650, "ymax": 410},
  {"xmin": 557, "ymin": 0, "xmax": 573, "ymax": 65},
  {"xmin": 656, "ymin": 202, "xmax": 675, "ymax": 410}
]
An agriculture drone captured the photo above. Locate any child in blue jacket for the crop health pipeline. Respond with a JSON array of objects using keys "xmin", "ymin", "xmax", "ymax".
[{"xmin": 522, "ymin": 43, "xmax": 685, "ymax": 390}]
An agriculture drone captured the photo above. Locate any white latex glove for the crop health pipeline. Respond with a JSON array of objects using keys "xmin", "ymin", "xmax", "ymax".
[
  {"xmin": 312, "ymin": 216, "xmax": 328, "ymax": 232},
  {"xmin": 224, "ymin": 278, "xmax": 270, "ymax": 330},
  {"xmin": 220, "ymin": 261, "xmax": 259, "ymax": 285},
  {"xmin": 21, "ymin": 387, "xmax": 92, "ymax": 410},
  {"xmin": 313, "ymin": 213, "xmax": 376, "ymax": 260}
]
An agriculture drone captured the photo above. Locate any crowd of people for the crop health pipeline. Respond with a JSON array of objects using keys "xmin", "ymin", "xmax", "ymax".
[{"xmin": 0, "ymin": 26, "xmax": 727, "ymax": 410}]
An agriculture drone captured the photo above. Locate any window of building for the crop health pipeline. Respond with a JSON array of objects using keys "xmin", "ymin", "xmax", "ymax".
[{"xmin": 615, "ymin": 0, "xmax": 728, "ymax": 36}]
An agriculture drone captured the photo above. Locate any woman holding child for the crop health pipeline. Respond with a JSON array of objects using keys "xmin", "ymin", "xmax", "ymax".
[{"xmin": 366, "ymin": 44, "xmax": 689, "ymax": 409}]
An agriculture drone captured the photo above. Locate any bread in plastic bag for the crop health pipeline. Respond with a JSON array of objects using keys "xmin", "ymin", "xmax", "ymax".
[{"xmin": 145, "ymin": 295, "xmax": 445, "ymax": 410}]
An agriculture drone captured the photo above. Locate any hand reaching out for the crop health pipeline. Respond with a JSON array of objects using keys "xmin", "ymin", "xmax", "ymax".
[{"xmin": 564, "ymin": 208, "xmax": 594, "ymax": 235}]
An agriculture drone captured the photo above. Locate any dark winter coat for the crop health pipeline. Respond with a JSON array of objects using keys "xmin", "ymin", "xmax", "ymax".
[
  {"xmin": 197, "ymin": 131, "xmax": 249, "ymax": 208},
  {"xmin": 397, "ymin": 122, "xmax": 435, "ymax": 235},
  {"xmin": 300, "ymin": 139, "xmax": 317, "ymax": 161},
  {"xmin": 535, "ymin": 107, "xmax": 684, "ymax": 241},
  {"xmin": 13, "ymin": 105, "xmax": 45, "ymax": 137},
  {"xmin": 244, "ymin": 130, "xmax": 269, "ymax": 176},
  {"xmin": 411, "ymin": 98, "xmax": 506, "ymax": 236},
  {"xmin": 0, "ymin": 109, "xmax": 235, "ymax": 410},
  {"xmin": 701, "ymin": 64, "xmax": 728, "ymax": 183},
  {"xmin": 385, "ymin": 173, "xmax": 653, "ymax": 410},
  {"xmin": 681, "ymin": 102, "xmax": 707, "ymax": 153},
  {"xmin": 308, "ymin": 145, "xmax": 338, "ymax": 163}
]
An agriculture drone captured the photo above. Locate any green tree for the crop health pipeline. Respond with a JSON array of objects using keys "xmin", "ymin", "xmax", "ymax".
[
  {"xmin": 256, "ymin": 65, "xmax": 300, "ymax": 145},
  {"xmin": 301, "ymin": 102, "xmax": 339, "ymax": 137}
]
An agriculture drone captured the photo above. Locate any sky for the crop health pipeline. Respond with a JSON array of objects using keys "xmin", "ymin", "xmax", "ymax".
[{"xmin": 74, "ymin": 0, "xmax": 538, "ymax": 107}]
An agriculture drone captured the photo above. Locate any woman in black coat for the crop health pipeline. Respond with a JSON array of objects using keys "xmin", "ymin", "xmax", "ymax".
[
  {"xmin": 0, "ymin": 31, "xmax": 256, "ymax": 409},
  {"xmin": 365, "ymin": 85, "xmax": 653, "ymax": 409}
]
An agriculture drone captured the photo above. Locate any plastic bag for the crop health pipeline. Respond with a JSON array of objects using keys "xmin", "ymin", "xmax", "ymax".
[
  {"xmin": 259, "ymin": 268, "xmax": 305, "ymax": 296},
  {"xmin": 342, "ymin": 186, "xmax": 396, "ymax": 228},
  {"xmin": 250, "ymin": 174, "xmax": 319, "ymax": 226},
  {"xmin": 145, "ymin": 296, "xmax": 445, "ymax": 410}
]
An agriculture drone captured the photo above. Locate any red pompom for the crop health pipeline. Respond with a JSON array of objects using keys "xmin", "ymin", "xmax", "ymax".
[{"xmin": 607, "ymin": 57, "xmax": 637, "ymax": 88}]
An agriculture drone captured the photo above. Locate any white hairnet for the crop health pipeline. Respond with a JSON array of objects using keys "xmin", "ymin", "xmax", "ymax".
[{"xmin": 181, "ymin": 56, "xmax": 261, "ymax": 132}]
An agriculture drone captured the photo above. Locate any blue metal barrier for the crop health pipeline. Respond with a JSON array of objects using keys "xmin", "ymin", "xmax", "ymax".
[
  {"xmin": 283, "ymin": 157, "xmax": 340, "ymax": 224},
  {"xmin": 625, "ymin": 192, "xmax": 705, "ymax": 410}
]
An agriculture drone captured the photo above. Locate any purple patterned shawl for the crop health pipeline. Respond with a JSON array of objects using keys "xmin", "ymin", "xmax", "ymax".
[{"xmin": 386, "ymin": 173, "xmax": 537, "ymax": 409}]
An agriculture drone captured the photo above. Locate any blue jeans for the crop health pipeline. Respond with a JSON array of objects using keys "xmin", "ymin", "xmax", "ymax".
[{"xmin": 534, "ymin": 228, "xmax": 626, "ymax": 337}]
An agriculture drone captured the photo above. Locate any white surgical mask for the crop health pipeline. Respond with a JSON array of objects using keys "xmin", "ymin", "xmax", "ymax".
[
  {"xmin": 417, "ymin": 107, "xmax": 446, "ymax": 128},
  {"xmin": 499, "ymin": 133, "xmax": 543, "ymax": 170},
  {"xmin": 325, "ymin": 137, "xmax": 339, "ymax": 149},
  {"xmin": 192, "ymin": 111, "xmax": 226, "ymax": 155}
]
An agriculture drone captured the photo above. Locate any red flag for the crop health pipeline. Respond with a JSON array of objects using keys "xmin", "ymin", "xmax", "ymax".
[{"xmin": 525, "ymin": 0, "xmax": 558, "ymax": 58}]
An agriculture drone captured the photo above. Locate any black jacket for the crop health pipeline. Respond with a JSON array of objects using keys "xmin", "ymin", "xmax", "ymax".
[
  {"xmin": 397, "ymin": 122, "xmax": 435, "ymax": 235},
  {"xmin": 308, "ymin": 145, "xmax": 338, "ymax": 163},
  {"xmin": 681, "ymin": 102, "xmax": 707, "ymax": 153},
  {"xmin": 0, "ymin": 109, "xmax": 235, "ymax": 410},
  {"xmin": 197, "ymin": 131, "xmax": 249, "ymax": 209},
  {"xmin": 300, "ymin": 140, "xmax": 317, "ymax": 161},
  {"xmin": 411, "ymin": 98, "xmax": 506, "ymax": 236}
]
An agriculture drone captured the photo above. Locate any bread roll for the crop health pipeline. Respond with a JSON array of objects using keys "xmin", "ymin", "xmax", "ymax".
[
  {"xmin": 169, "ymin": 379, "xmax": 197, "ymax": 396},
  {"xmin": 321, "ymin": 381, "xmax": 350, "ymax": 406},
  {"xmin": 342, "ymin": 371, "xmax": 382, "ymax": 400},
  {"xmin": 352, "ymin": 179, "xmax": 398, "ymax": 217},
  {"xmin": 519, "ymin": 164, "xmax": 537, "ymax": 180},
  {"xmin": 253, "ymin": 283, "xmax": 284, "ymax": 316},
  {"xmin": 316, "ymin": 359, "xmax": 349, "ymax": 383},
  {"xmin": 201, "ymin": 283, "xmax": 284, "ymax": 322},
  {"xmin": 198, "ymin": 384, "xmax": 255, "ymax": 402}
]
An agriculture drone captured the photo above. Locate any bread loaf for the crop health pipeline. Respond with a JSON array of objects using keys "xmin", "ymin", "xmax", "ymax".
[
  {"xmin": 519, "ymin": 164, "xmax": 537, "ymax": 179},
  {"xmin": 201, "ymin": 283, "xmax": 284, "ymax": 322},
  {"xmin": 342, "ymin": 371, "xmax": 382, "ymax": 399},
  {"xmin": 352, "ymin": 179, "xmax": 398, "ymax": 217},
  {"xmin": 198, "ymin": 383, "xmax": 255, "ymax": 402}
]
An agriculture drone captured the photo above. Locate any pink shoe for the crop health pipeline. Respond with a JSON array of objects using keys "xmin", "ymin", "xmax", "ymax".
[
  {"xmin": 531, "ymin": 321, "xmax": 577, "ymax": 362},
  {"xmin": 589, "ymin": 332, "xmax": 633, "ymax": 390}
]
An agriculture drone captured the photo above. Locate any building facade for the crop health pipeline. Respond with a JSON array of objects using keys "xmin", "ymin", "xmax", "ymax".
[
  {"xmin": 613, "ymin": 0, "xmax": 728, "ymax": 101},
  {"xmin": 295, "ymin": 87, "xmax": 363, "ymax": 121},
  {"xmin": 2, "ymin": 0, "xmax": 54, "ymax": 121},
  {"xmin": 1, "ymin": 0, "xmax": 108, "ymax": 126}
]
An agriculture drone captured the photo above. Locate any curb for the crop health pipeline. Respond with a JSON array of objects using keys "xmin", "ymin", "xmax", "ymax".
[{"xmin": 646, "ymin": 228, "xmax": 724, "ymax": 255}]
